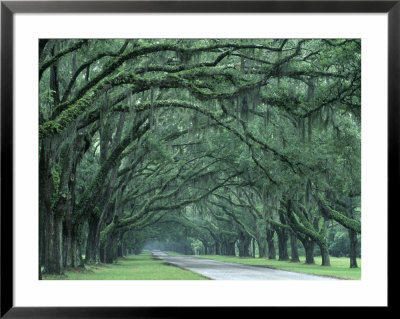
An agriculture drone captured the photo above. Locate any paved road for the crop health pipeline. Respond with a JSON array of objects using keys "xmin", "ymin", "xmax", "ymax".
[{"xmin": 152, "ymin": 250, "xmax": 338, "ymax": 280}]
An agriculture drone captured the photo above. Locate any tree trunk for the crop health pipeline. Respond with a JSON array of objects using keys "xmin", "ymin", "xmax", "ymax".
[
  {"xmin": 237, "ymin": 232, "xmax": 250, "ymax": 257},
  {"xmin": 103, "ymin": 233, "xmax": 118, "ymax": 263},
  {"xmin": 45, "ymin": 214, "xmax": 64, "ymax": 274},
  {"xmin": 303, "ymin": 240, "xmax": 315, "ymax": 264},
  {"xmin": 117, "ymin": 243, "xmax": 123, "ymax": 258},
  {"xmin": 100, "ymin": 242, "xmax": 105, "ymax": 262},
  {"xmin": 290, "ymin": 233, "xmax": 300, "ymax": 262},
  {"xmin": 44, "ymin": 130, "xmax": 79, "ymax": 273},
  {"xmin": 225, "ymin": 241, "xmax": 236, "ymax": 256},
  {"xmin": 277, "ymin": 233, "xmax": 289, "ymax": 261},
  {"xmin": 266, "ymin": 230, "xmax": 276, "ymax": 259},
  {"xmin": 257, "ymin": 239, "xmax": 267, "ymax": 258},
  {"xmin": 319, "ymin": 243, "xmax": 331, "ymax": 266},
  {"xmin": 348, "ymin": 228, "xmax": 358, "ymax": 268},
  {"xmin": 63, "ymin": 219, "xmax": 75, "ymax": 268},
  {"xmin": 237, "ymin": 238, "xmax": 245, "ymax": 257},
  {"xmin": 347, "ymin": 198, "xmax": 359, "ymax": 268},
  {"xmin": 63, "ymin": 151, "xmax": 79, "ymax": 268},
  {"xmin": 201, "ymin": 241, "xmax": 209, "ymax": 255},
  {"xmin": 85, "ymin": 214, "xmax": 100, "ymax": 264},
  {"xmin": 215, "ymin": 241, "xmax": 220, "ymax": 255},
  {"xmin": 39, "ymin": 140, "xmax": 53, "ymax": 275},
  {"xmin": 220, "ymin": 242, "xmax": 225, "ymax": 255},
  {"xmin": 256, "ymin": 219, "xmax": 267, "ymax": 258},
  {"xmin": 117, "ymin": 233, "xmax": 124, "ymax": 258},
  {"xmin": 39, "ymin": 195, "xmax": 47, "ymax": 274},
  {"xmin": 76, "ymin": 235, "xmax": 85, "ymax": 267},
  {"xmin": 38, "ymin": 142, "xmax": 52, "ymax": 277},
  {"xmin": 277, "ymin": 212, "xmax": 289, "ymax": 261},
  {"xmin": 72, "ymin": 228, "xmax": 78, "ymax": 266},
  {"xmin": 49, "ymin": 45, "xmax": 60, "ymax": 106},
  {"xmin": 44, "ymin": 181, "xmax": 67, "ymax": 274},
  {"xmin": 243, "ymin": 235, "xmax": 251, "ymax": 257}
]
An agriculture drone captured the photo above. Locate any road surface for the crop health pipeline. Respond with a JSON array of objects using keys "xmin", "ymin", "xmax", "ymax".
[{"xmin": 151, "ymin": 250, "xmax": 338, "ymax": 280}]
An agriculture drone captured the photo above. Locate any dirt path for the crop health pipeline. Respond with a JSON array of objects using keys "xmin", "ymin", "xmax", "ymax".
[{"xmin": 152, "ymin": 250, "xmax": 338, "ymax": 280}]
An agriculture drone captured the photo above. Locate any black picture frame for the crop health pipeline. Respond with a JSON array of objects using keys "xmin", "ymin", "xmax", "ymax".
[{"xmin": 1, "ymin": 0, "xmax": 395, "ymax": 317}]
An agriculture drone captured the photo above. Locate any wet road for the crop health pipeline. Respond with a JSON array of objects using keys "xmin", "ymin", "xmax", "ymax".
[{"xmin": 152, "ymin": 250, "xmax": 338, "ymax": 280}]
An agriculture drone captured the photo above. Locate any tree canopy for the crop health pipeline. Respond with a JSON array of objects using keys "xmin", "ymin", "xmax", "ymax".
[{"xmin": 39, "ymin": 38, "xmax": 361, "ymax": 276}]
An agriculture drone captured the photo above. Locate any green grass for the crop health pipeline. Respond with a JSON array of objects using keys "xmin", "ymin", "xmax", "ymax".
[
  {"xmin": 165, "ymin": 252, "xmax": 361, "ymax": 280},
  {"xmin": 42, "ymin": 252, "xmax": 209, "ymax": 280}
]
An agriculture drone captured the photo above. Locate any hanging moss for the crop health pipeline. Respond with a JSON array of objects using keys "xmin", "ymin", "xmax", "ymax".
[
  {"xmin": 288, "ymin": 78, "xmax": 294, "ymax": 97},
  {"xmin": 266, "ymin": 104, "xmax": 272, "ymax": 125},
  {"xmin": 307, "ymin": 81, "xmax": 315, "ymax": 105},
  {"xmin": 191, "ymin": 112, "xmax": 199, "ymax": 131},
  {"xmin": 305, "ymin": 179, "xmax": 312, "ymax": 205},
  {"xmin": 254, "ymin": 87, "xmax": 261, "ymax": 112},
  {"xmin": 150, "ymin": 86, "xmax": 155, "ymax": 128},
  {"xmin": 307, "ymin": 116, "xmax": 312, "ymax": 144},
  {"xmin": 129, "ymin": 91, "xmax": 136, "ymax": 117},
  {"xmin": 50, "ymin": 163, "xmax": 62, "ymax": 209},
  {"xmin": 299, "ymin": 117, "xmax": 305, "ymax": 142},
  {"xmin": 177, "ymin": 50, "xmax": 191, "ymax": 64},
  {"xmin": 281, "ymin": 134, "xmax": 286, "ymax": 148},
  {"xmin": 240, "ymin": 96, "xmax": 249, "ymax": 121},
  {"xmin": 277, "ymin": 51, "xmax": 282, "ymax": 87},
  {"xmin": 39, "ymin": 68, "xmax": 138, "ymax": 139},
  {"xmin": 323, "ymin": 107, "xmax": 330, "ymax": 129},
  {"xmin": 39, "ymin": 40, "xmax": 88, "ymax": 79},
  {"xmin": 193, "ymin": 52, "xmax": 201, "ymax": 65},
  {"xmin": 235, "ymin": 95, "xmax": 240, "ymax": 120}
]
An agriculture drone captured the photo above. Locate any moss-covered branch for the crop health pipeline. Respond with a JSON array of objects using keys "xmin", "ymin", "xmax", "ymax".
[
  {"xmin": 39, "ymin": 40, "xmax": 88, "ymax": 79},
  {"xmin": 75, "ymin": 119, "xmax": 149, "ymax": 222},
  {"xmin": 316, "ymin": 196, "xmax": 361, "ymax": 233}
]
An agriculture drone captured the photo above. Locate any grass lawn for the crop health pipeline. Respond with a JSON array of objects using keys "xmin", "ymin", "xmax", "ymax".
[
  {"xmin": 42, "ymin": 252, "xmax": 208, "ymax": 280},
  {"xmin": 166, "ymin": 252, "xmax": 361, "ymax": 280}
]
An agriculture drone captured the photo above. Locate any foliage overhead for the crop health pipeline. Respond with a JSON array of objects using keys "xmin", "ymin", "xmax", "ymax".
[{"xmin": 39, "ymin": 38, "xmax": 361, "ymax": 274}]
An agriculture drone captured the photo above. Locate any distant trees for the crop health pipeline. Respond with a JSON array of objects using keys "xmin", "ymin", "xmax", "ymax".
[{"xmin": 39, "ymin": 39, "xmax": 361, "ymax": 276}]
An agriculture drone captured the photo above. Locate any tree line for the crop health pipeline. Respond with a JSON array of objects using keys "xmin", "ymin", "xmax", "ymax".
[{"xmin": 39, "ymin": 38, "xmax": 361, "ymax": 277}]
